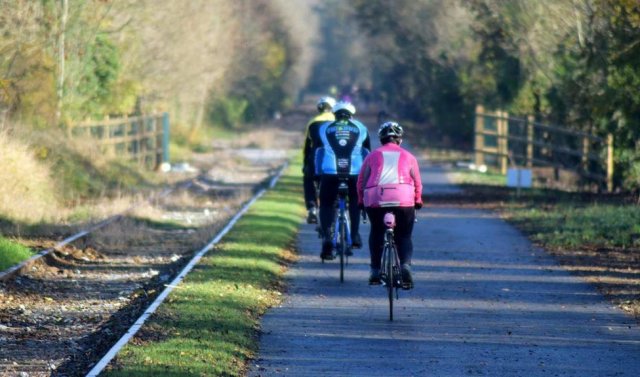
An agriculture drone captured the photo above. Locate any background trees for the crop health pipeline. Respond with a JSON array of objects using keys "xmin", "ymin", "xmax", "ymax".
[
  {"xmin": 342, "ymin": 0, "xmax": 640, "ymax": 189},
  {"xmin": 0, "ymin": 0, "xmax": 314, "ymax": 130},
  {"xmin": 1, "ymin": 0, "xmax": 639, "ymax": 189}
]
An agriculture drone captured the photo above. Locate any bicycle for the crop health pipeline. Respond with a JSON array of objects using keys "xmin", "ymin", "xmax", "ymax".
[
  {"xmin": 321, "ymin": 177, "xmax": 352, "ymax": 283},
  {"xmin": 379, "ymin": 212, "xmax": 403, "ymax": 321}
]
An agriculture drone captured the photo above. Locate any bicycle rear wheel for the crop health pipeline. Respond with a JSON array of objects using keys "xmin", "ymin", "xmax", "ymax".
[
  {"xmin": 339, "ymin": 220, "xmax": 346, "ymax": 283},
  {"xmin": 384, "ymin": 243, "xmax": 394, "ymax": 321}
]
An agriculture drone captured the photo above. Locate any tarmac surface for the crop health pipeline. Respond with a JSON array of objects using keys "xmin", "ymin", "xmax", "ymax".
[{"xmin": 248, "ymin": 164, "xmax": 640, "ymax": 377}]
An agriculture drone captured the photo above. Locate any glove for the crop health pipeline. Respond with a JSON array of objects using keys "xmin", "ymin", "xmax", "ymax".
[
  {"xmin": 358, "ymin": 202, "xmax": 365, "ymax": 211},
  {"xmin": 414, "ymin": 202, "xmax": 423, "ymax": 210}
]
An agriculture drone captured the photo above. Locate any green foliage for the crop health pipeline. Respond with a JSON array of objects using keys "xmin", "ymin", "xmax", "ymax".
[
  {"xmin": 92, "ymin": 35, "xmax": 120, "ymax": 103},
  {"xmin": 0, "ymin": 237, "xmax": 34, "ymax": 271},
  {"xmin": 466, "ymin": 0, "xmax": 524, "ymax": 108},
  {"xmin": 224, "ymin": 40, "xmax": 292, "ymax": 124},
  {"xmin": 209, "ymin": 97, "xmax": 249, "ymax": 130},
  {"xmin": 308, "ymin": 0, "xmax": 370, "ymax": 92},
  {"xmin": 66, "ymin": 33, "xmax": 122, "ymax": 119},
  {"xmin": 350, "ymin": 0, "xmax": 471, "ymax": 146},
  {"xmin": 350, "ymin": 0, "xmax": 640, "ymax": 190},
  {"xmin": 3, "ymin": 48, "xmax": 57, "ymax": 127}
]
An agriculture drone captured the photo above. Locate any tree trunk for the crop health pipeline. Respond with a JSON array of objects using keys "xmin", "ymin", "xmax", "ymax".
[{"xmin": 55, "ymin": 0, "xmax": 69, "ymax": 127}]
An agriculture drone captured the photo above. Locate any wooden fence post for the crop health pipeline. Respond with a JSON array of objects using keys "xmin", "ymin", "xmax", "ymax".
[
  {"xmin": 581, "ymin": 136, "xmax": 589, "ymax": 173},
  {"xmin": 474, "ymin": 105, "xmax": 485, "ymax": 167},
  {"xmin": 162, "ymin": 112, "xmax": 170, "ymax": 164},
  {"xmin": 526, "ymin": 115, "xmax": 534, "ymax": 168},
  {"xmin": 607, "ymin": 133, "xmax": 614, "ymax": 192},
  {"xmin": 499, "ymin": 111, "xmax": 509, "ymax": 174}
]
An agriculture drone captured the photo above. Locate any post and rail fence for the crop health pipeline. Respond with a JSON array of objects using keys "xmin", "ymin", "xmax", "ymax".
[
  {"xmin": 67, "ymin": 113, "xmax": 170, "ymax": 170},
  {"xmin": 474, "ymin": 105, "xmax": 613, "ymax": 192}
]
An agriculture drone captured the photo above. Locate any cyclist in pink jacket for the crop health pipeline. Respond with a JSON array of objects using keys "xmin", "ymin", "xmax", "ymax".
[{"xmin": 357, "ymin": 121, "xmax": 423, "ymax": 287}]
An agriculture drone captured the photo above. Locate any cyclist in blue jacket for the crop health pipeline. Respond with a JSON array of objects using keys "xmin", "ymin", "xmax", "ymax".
[{"xmin": 315, "ymin": 101, "xmax": 371, "ymax": 259}]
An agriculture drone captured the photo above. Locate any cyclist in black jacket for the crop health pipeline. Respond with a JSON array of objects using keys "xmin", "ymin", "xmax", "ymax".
[{"xmin": 302, "ymin": 96, "xmax": 336, "ymax": 224}]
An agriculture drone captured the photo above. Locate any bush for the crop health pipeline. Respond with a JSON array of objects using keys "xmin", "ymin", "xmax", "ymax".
[{"xmin": 209, "ymin": 97, "xmax": 249, "ymax": 130}]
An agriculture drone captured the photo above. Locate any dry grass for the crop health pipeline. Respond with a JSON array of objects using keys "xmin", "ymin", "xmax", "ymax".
[
  {"xmin": 0, "ymin": 122, "xmax": 167, "ymax": 225},
  {"xmin": 0, "ymin": 129, "xmax": 60, "ymax": 222}
]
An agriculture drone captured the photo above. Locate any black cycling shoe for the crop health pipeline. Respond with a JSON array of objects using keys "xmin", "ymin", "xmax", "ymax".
[
  {"xmin": 320, "ymin": 240, "xmax": 334, "ymax": 260},
  {"xmin": 351, "ymin": 233, "xmax": 362, "ymax": 249},
  {"xmin": 306, "ymin": 207, "xmax": 318, "ymax": 224},
  {"xmin": 401, "ymin": 264, "xmax": 414, "ymax": 290},
  {"xmin": 368, "ymin": 268, "xmax": 381, "ymax": 285}
]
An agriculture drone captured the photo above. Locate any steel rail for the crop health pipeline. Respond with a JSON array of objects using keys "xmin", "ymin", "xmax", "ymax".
[
  {"xmin": 85, "ymin": 162, "xmax": 288, "ymax": 377},
  {"xmin": 0, "ymin": 183, "xmax": 191, "ymax": 282}
]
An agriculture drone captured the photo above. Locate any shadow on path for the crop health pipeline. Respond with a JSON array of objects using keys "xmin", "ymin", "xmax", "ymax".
[{"xmin": 248, "ymin": 161, "xmax": 640, "ymax": 376}]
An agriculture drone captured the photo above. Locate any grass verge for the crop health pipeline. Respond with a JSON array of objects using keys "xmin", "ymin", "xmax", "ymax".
[
  {"xmin": 434, "ymin": 171, "xmax": 640, "ymax": 319},
  {"xmin": 505, "ymin": 196, "xmax": 640, "ymax": 318},
  {"xmin": 0, "ymin": 236, "xmax": 34, "ymax": 271},
  {"xmin": 103, "ymin": 159, "xmax": 305, "ymax": 376},
  {"xmin": 447, "ymin": 167, "xmax": 505, "ymax": 186},
  {"xmin": 507, "ymin": 203, "xmax": 640, "ymax": 249}
]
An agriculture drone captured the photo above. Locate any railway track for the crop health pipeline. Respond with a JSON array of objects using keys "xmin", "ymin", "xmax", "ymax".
[{"xmin": 0, "ymin": 122, "xmax": 304, "ymax": 377}]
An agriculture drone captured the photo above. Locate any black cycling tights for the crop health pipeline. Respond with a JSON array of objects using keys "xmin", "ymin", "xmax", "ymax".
[
  {"xmin": 366, "ymin": 207, "xmax": 415, "ymax": 270},
  {"xmin": 319, "ymin": 175, "xmax": 361, "ymax": 240},
  {"xmin": 303, "ymin": 173, "xmax": 319, "ymax": 209}
]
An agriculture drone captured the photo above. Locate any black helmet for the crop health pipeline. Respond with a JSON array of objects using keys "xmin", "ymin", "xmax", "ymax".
[{"xmin": 378, "ymin": 121, "xmax": 404, "ymax": 140}]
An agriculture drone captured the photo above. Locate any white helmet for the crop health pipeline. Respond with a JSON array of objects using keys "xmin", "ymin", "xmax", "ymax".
[
  {"xmin": 332, "ymin": 101, "xmax": 356, "ymax": 117},
  {"xmin": 317, "ymin": 96, "xmax": 336, "ymax": 112}
]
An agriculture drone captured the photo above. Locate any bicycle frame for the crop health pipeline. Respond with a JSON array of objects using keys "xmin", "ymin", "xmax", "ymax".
[
  {"xmin": 380, "ymin": 212, "xmax": 402, "ymax": 320},
  {"xmin": 332, "ymin": 180, "xmax": 352, "ymax": 251},
  {"xmin": 330, "ymin": 178, "xmax": 353, "ymax": 283}
]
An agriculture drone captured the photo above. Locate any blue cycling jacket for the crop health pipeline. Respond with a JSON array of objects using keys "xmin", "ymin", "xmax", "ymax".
[{"xmin": 315, "ymin": 118, "xmax": 371, "ymax": 176}]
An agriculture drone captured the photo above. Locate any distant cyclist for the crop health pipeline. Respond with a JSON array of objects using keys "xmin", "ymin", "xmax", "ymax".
[
  {"xmin": 315, "ymin": 101, "xmax": 371, "ymax": 259},
  {"xmin": 357, "ymin": 121, "xmax": 423, "ymax": 287},
  {"xmin": 302, "ymin": 96, "xmax": 336, "ymax": 224}
]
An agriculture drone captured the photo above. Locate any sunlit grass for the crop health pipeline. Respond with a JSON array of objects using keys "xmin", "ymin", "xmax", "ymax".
[
  {"xmin": 104, "ymin": 158, "xmax": 305, "ymax": 377},
  {"xmin": 448, "ymin": 168, "xmax": 505, "ymax": 186},
  {"xmin": 0, "ymin": 236, "xmax": 34, "ymax": 271},
  {"xmin": 507, "ymin": 203, "xmax": 640, "ymax": 249}
]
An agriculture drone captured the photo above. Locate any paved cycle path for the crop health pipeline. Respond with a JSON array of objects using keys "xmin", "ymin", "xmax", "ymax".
[{"xmin": 249, "ymin": 164, "xmax": 640, "ymax": 376}]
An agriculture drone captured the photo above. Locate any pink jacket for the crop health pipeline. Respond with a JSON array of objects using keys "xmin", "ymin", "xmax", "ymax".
[{"xmin": 357, "ymin": 143, "xmax": 423, "ymax": 208}]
